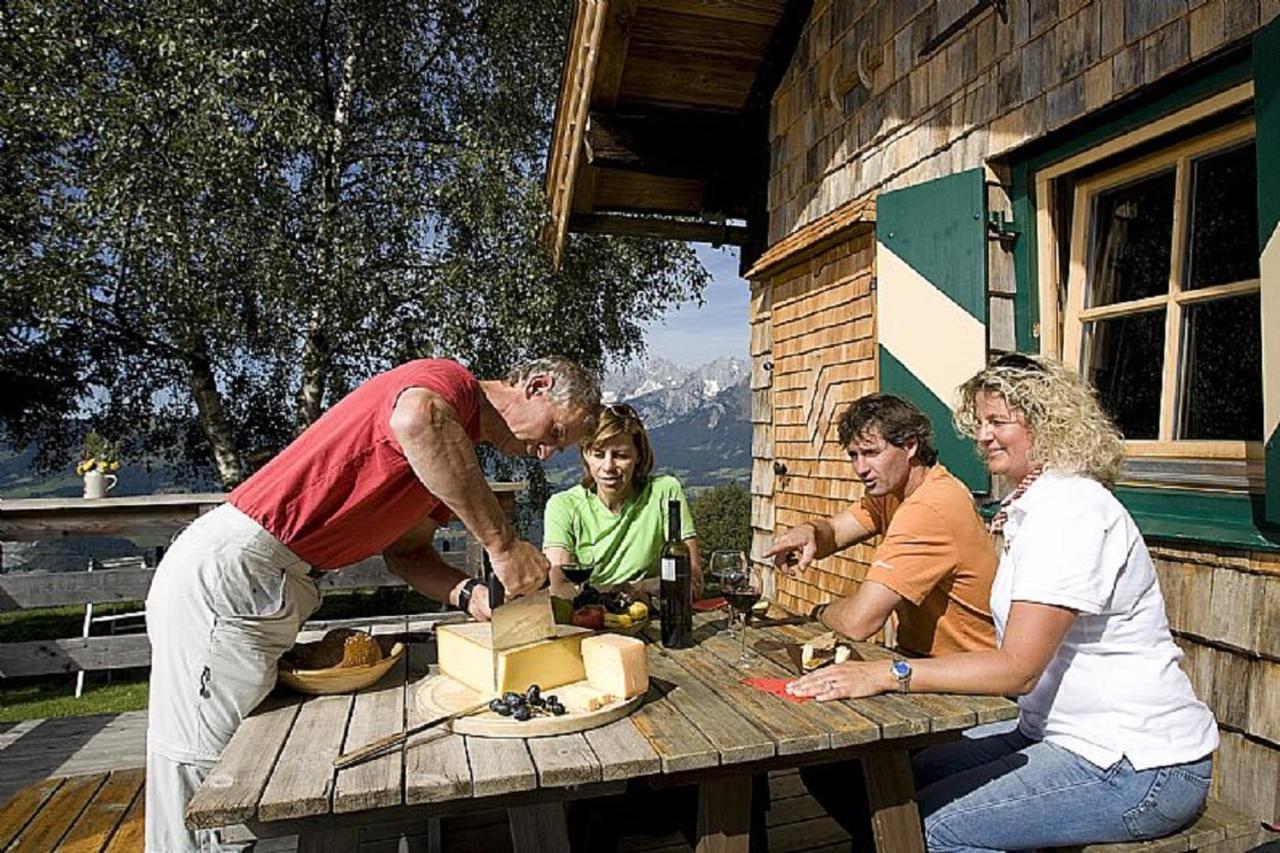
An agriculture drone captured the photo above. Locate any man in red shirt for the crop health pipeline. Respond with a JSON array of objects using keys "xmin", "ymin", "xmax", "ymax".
[{"xmin": 144, "ymin": 357, "xmax": 599, "ymax": 852}]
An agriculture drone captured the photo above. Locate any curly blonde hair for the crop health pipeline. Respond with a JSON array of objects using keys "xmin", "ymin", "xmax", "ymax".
[{"xmin": 953, "ymin": 354, "xmax": 1126, "ymax": 487}]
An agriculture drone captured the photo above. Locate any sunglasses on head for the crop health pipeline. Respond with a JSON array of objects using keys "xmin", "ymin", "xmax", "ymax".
[
  {"xmin": 991, "ymin": 353, "xmax": 1044, "ymax": 373},
  {"xmin": 605, "ymin": 403, "xmax": 640, "ymax": 420}
]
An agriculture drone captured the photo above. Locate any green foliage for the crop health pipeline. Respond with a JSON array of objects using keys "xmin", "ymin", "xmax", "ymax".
[
  {"xmin": 0, "ymin": 0, "xmax": 709, "ymax": 488},
  {"xmin": 690, "ymin": 481, "xmax": 752, "ymax": 556}
]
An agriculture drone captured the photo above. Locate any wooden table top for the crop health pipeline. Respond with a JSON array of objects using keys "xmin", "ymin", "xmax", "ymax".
[{"xmin": 186, "ymin": 613, "xmax": 1017, "ymax": 835}]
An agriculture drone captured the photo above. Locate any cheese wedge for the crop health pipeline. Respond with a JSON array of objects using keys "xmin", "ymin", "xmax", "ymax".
[
  {"xmin": 437, "ymin": 622, "xmax": 588, "ymax": 694},
  {"xmin": 581, "ymin": 633, "xmax": 649, "ymax": 699}
]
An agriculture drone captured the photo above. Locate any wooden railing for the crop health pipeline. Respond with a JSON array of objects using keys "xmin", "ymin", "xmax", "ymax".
[{"xmin": 0, "ymin": 485, "xmax": 524, "ymax": 679}]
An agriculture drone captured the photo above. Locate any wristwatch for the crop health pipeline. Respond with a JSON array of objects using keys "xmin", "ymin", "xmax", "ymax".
[
  {"xmin": 890, "ymin": 659, "xmax": 913, "ymax": 693},
  {"xmin": 456, "ymin": 577, "xmax": 483, "ymax": 614}
]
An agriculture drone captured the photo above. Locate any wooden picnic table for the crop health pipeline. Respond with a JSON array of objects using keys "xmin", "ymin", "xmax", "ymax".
[{"xmin": 186, "ymin": 612, "xmax": 1018, "ymax": 852}]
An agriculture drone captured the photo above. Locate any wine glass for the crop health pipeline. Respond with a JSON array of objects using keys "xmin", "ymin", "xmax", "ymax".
[
  {"xmin": 709, "ymin": 550, "xmax": 747, "ymax": 637},
  {"xmin": 561, "ymin": 542, "xmax": 595, "ymax": 597},
  {"xmin": 724, "ymin": 562, "xmax": 763, "ymax": 668}
]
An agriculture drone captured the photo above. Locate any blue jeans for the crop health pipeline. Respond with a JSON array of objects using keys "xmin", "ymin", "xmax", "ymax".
[{"xmin": 915, "ymin": 729, "xmax": 1213, "ymax": 852}]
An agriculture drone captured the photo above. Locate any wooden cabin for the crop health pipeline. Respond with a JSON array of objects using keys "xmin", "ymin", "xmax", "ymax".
[{"xmin": 544, "ymin": 0, "xmax": 1280, "ymax": 828}]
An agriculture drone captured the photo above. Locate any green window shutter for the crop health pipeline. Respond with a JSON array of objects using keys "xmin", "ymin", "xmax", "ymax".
[
  {"xmin": 876, "ymin": 168, "xmax": 989, "ymax": 494},
  {"xmin": 1256, "ymin": 17, "xmax": 1280, "ymax": 525}
]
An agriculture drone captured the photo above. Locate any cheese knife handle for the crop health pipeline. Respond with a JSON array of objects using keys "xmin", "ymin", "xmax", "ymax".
[
  {"xmin": 484, "ymin": 552, "xmax": 505, "ymax": 609},
  {"xmin": 333, "ymin": 700, "xmax": 489, "ymax": 769}
]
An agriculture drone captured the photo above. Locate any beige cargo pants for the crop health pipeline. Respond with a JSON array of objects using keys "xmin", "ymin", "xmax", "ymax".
[{"xmin": 144, "ymin": 504, "xmax": 320, "ymax": 852}]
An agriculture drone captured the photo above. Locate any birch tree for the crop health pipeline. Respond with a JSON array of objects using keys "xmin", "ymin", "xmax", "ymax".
[{"xmin": 0, "ymin": 0, "xmax": 708, "ymax": 486}]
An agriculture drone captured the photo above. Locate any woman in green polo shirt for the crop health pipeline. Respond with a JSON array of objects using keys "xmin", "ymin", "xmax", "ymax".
[{"xmin": 543, "ymin": 404, "xmax": 702, "ymax": 599}]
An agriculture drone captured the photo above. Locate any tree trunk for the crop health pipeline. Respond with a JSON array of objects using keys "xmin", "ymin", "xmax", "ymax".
[
  {"xmin": 296, "ymin": 310, "xmax": 328, "ymax": 429},
  {"xmin": 296, "ymin": 41, "xmax": 360, "ymax": 431},
  {"xmin": 186, "ymin": 345, "xmax": 247, "ymax": 488}
]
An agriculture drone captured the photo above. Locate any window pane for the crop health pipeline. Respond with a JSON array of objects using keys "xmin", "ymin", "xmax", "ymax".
[
  {"xmin": 1087, "ymin": 170, "xmax": 1175, "ymax": 308},
  {"xmin": 1186, "ymin": 141, "xmax": 1259, "ymax": 290},
  {"xmin": 1081, "ymin": 310, "xmax": 1166, "ymax": 439},
  {"xmin": 1178, "ymin": 295, "xmax": 1262, "ymax": 440}
]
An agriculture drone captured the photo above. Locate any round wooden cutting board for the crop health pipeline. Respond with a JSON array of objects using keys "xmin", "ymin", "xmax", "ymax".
[{"xmin": 415, "ymin": 673, "xmax": 643, "ymax": 737}]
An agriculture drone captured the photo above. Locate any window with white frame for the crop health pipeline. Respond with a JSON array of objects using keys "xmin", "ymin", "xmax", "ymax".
[{"xmin": 1036, "ymin": 87, "xmax": 1264, "ymax": 489}]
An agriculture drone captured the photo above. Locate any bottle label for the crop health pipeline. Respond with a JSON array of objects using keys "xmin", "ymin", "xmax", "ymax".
[{"xmin": 661, "ymin": 557, "xmax": 676, "ymax": 582}]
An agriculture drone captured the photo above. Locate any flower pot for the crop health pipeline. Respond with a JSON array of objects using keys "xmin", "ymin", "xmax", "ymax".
[{"xmin": 83, "ymin": 469, "xmax": 118, "ymax": 499}]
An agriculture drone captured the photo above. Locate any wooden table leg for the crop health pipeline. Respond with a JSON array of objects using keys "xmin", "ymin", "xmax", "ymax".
[
  {"xmin": 861, "ymin": 747, "xmax": 926, "ymax": 853},
  {"xmin": 508, "ymin": 802, "xmax": 571, "ymax": 853},
  {"xmin": 298, "ymin": 827, "xmax": 359, "ymax": 852},
  {"xmin": 695, "ymin": 774, "xmax": 752, "ymax": 853}
]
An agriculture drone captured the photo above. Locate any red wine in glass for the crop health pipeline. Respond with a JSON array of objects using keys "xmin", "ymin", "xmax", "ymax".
[
  {"xmin": 561, "ymin": 564, "xmax": 593, "ymax": 585},
  {"xmin": 723, "ymin": 588, "xmax": 762, "ymax": 615}
]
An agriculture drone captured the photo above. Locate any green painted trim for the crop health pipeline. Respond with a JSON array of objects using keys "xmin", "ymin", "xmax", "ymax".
[
  {"xmin": 1114, "ymin": 486, "xmax": 1280, "ymax": 552},
  {"xmin": 1010, "ymin": 160, "xmax": 1037, "ymax": 353},
  {"xmin": 876, "ymin": 168, "xmax": 987, "ymax": 323},
  {"xmin": 1269, "ymin": 424, "xmax": 1280, "ymax": 524},
  {"xmin": 1254, "ymin": 19, "xmax": 1280, "ymax": 250},
  {"xmin": 878, "ymin": 346, "xmax": 989, "ymax": 494},
  {"xmin": 1257, "ymin": 17, "xmax": 1280, "ymax": 525}
]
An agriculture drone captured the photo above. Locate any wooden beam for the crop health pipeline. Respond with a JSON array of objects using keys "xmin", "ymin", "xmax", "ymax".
[
  {"xmin": 585, "ymin": 109, "xmax": 751, "ymax": 184},
  {"xmin": 569, "ymin": 213, "xmax": 750, "ymax": 245},
  {"xmin": 592, "ymin": 0, "xmax": 638, "ymax": 109},
  {"xmin": 0, "ymin": 553, "xmax": 466, "ymax": 612}
]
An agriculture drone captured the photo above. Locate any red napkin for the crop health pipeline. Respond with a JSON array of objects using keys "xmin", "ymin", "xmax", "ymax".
[
  {"xmin": 740, "ymin": 676, "xmax": 812, "ymax": 703},
  {"xmin": 692, "ymin": 596, "xmax": 726, "ymax": 611}
]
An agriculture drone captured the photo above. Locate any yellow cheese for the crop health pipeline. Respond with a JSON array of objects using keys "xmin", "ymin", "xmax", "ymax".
[
  {"xmin": 436, "ymin": 622, "xmax": 588, "ymax": 694},
  {"xmin": 581, "ymin": 633, "xmax": 649, "ymax": 699}
]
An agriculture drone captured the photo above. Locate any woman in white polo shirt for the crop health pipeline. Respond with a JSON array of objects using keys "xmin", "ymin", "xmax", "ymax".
[{"xmin": 788, "ymin": 354, "xmax": 1217, "ymax": 851}]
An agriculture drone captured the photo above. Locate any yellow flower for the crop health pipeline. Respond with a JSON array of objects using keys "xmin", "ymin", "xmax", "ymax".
[
  {"xmin": 97, "ymin": 460, "xmax": 108, "ymax": 472},
  {"xmin": 110, "ymin": 461, "xmax": 120, "ymax": 471}
]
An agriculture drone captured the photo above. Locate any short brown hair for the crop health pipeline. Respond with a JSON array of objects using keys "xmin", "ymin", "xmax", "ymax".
[
  {"xmin": 836, "ymin": 394, "xmax": 939, "ymax": 465},
  {"xmin": 579, "ymin": 404, "xmax": 655, "ymax": 491}
]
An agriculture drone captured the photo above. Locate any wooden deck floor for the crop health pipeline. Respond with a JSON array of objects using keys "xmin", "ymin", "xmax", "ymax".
[{"xmin": 0, "ymin": 712, "xmax": 850, "ymax": 852}]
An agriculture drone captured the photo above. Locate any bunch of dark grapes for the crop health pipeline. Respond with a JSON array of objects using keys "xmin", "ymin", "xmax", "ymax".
[
  {"xmin": 487, "ymin": 684, "xmax": 566, "ymax": 720},
  {"xmin": 571, "ymin": 584, "xmax": 634, "ymax": 614}
]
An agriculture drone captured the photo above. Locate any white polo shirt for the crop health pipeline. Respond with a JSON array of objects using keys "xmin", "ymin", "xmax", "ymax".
[{"xmin": 991, "ymin": 471, "xmax": 1218, "ymax": 771}]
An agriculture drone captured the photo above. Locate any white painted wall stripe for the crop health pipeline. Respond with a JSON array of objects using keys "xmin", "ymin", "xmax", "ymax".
[
  {"xmin": 877, "ymin": 241, "xmax": 987, "ymax": 408},
  {"xmin": 1262, "ymin": 223, "xmax": 1280, "ymax": 440}
]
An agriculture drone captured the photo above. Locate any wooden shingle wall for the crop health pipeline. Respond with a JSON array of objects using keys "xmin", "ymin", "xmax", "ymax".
[
  {"xmin": 765, "ymin": 0, "xmax": 1280, "ymax": 243},
  {"xmin": 1158, "ymin": 544, "xmax": 1280, "ymax": 822},
  {"xmin": 750, "ymin": 229, "xmax": 879, "ymax": 617}
]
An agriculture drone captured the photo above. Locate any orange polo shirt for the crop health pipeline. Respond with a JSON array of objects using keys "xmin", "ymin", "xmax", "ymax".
[{"xmin": 847, "ymin": 464, "xmax": 997, "ymax": 657}]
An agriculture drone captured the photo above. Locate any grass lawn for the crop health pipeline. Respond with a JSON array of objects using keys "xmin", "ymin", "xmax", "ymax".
[
  {"xmin": 0, "ymin": 675, "xmax": 149, "ymax": 721},
  {"xmin": 0, "ymin": 588, "xmax": 446, "ymax": 720}
]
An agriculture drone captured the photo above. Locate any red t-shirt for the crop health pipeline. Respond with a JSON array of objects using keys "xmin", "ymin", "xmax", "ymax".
[{"xmin": 229, "ymin": 360, "xmax": 482, "ymax": 569}]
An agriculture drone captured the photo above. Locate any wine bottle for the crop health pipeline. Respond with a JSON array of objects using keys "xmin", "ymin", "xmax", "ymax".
[{"xmin": 660, "ymin": 499, "xmax": 693, "ymax": 648}]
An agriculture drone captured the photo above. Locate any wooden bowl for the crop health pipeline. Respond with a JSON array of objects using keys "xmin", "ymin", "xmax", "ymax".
[{"xmin": 277, "ymin": 637, "xmax": 405, "ymax": 695}]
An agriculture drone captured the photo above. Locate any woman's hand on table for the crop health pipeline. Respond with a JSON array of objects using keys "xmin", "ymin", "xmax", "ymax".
[{"xmin": 786, "ymin": 660, "xmax": 895, "ymax": 701}]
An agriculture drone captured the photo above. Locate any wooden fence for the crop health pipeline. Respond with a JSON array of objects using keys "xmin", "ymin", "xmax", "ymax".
[{"xmin": 0, "ymin": 486, "xmax": 523, "ymax": 680}]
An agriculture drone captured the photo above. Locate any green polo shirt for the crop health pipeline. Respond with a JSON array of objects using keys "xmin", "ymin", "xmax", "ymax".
[{"xmin": 542, "ymin": 474, "xmax": 696, "ymax": 587}]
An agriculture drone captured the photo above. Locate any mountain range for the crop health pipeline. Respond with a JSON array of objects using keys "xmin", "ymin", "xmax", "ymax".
[{"xmin": 548, "ymin": 356, "xmax": 751, "ymax": 490}]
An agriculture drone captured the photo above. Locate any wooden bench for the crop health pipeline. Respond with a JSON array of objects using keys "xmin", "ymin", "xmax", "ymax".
[
  {"xmin": 1050, "ymin": 798, "xmax": 1272, "ymax": 853},
  {"xmin": 0, "ymin": 770, "xmax": 144, "ymax": 852}
]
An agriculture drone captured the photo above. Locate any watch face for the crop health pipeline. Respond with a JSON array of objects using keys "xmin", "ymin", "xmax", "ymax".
[{"xmin": 892, "ymin": 660, "xmax": 912, "ymax": 678}]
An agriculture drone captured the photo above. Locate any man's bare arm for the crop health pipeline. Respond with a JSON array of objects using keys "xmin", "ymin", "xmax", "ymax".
[
  {"xmin": 390, "ymin": 388, "xmax": 513, "ymax": 553},
  {"xmin": 820, "ymin": 580, "xmax": 903, "ymax": 640},
  {"xmin": 383, "ymin": 518, "xmax": 490, "ymax": 619},
  {"xmin": 390, "ymin": 387, "xmax": 546, "ymax": 595},
  {"xmin": 765, "ymin": 508, "xmax": 875, "ymax": 571}
]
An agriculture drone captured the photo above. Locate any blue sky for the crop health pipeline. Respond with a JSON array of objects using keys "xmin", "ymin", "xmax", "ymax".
[{"xmin": 639, "ymin": 244, "xmax": 748, "ymax": 368}]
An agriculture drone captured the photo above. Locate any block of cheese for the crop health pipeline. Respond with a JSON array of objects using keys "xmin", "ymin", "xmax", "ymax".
[
  {"xmin": 437, "ymin": 622, "xmax": 588, "ymax": 694},
  {"xmin": 580, "ymin": 634, "xmax": 649, "ymax": 699}
]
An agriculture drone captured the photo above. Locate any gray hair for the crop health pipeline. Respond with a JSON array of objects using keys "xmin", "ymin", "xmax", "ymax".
[{"xmin": 506, "ymin": 357, "xmax": 602, "ymax": 411}]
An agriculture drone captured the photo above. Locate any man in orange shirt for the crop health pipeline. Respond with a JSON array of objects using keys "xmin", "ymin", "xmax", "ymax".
[
  {"xmin": 766, "ymin": 392, "xmax": 996, "ymax": 658},
  {"xmin": 765, "ymin": 393, "xmax": 998, "ymax": 846}
]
